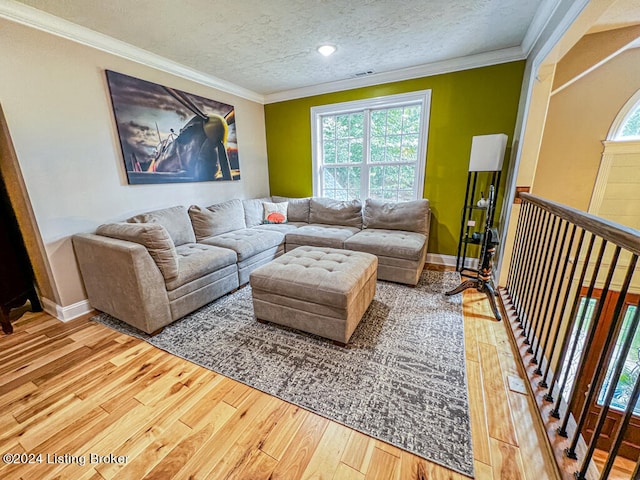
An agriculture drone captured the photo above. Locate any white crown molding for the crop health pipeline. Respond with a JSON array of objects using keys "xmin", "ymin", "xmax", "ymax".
[
  {"xmin": 264, "ymin": 46, "xmax": 526, "ymax": 104},
  {"xmin": 0, "ymin": 0, "xmax": 264, "ymax": 104},
  {"xmin": 41, "ymin": 297, "xmax": 92, "ymax": 322},
  {"xmin": 521, "ymin": 0, "xmax": 562, "ymax": 56}
]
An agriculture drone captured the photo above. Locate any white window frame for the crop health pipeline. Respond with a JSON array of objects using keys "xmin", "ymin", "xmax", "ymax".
[
  {"xmin": 609, "ymin": 89, "xmax": 640, "ymax": 141},
  {"xmin": 310, "ymin": 90, "xmax": 431, "ymax": 200}
]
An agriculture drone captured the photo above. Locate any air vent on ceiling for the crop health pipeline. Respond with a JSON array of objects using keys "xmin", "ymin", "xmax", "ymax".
[{"xmin": 353, "ymin": 70, "xmax": 375, "ymax": 78}]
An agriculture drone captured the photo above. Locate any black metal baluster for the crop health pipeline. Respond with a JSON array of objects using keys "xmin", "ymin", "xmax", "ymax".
[
  {"xmin": 539, "ymin": 222, "xmax": 576, "ymax": 389},
  {"xmin": 550, "ymin": 233, "xmax": 598, "ymax": 419},
  {"xmin": 577, "ymin": 269, "xmax": 639, "ymax": 480},
  {"xmin": 506, "ymin": 200, "xmax": 528, "ymax": 293},
  {"xmin": 512, "ymin": 202, "xmax": 536, "ymax": 318},
  {"xmin": 523, "ymin": 211, "xmax": 553, "ymax": 344},
  {"xmin": 521, "ymin": 208, "xmax": 547, "ymax": 341},
  {"xmin": 509, "ymin": 202, "xmax": 533, "ymax": 315},
  {"xmin": 540, "ymin": 225, "xmax": 584, "ymax": 402},
  {"xmin": 566, "ymin": 246, "xmax": 623, "ymax": 458},
  {"xmin": 527, "ymin": 215, "xmax": 559, "ymax": 360},
  {"xmin": 532, "ymin": 219, "xmax": 568, "ymax": 374}
]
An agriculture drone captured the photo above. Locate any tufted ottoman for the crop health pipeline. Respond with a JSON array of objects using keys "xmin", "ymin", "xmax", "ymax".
[{"xmin": 249, "ymin": 246, "xmax": 378, "ymax": 346}]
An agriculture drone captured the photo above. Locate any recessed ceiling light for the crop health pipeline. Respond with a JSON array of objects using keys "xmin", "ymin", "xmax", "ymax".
[{"xmin": 317, "ymin": 45, "xmax": 337, "ymax": 57}]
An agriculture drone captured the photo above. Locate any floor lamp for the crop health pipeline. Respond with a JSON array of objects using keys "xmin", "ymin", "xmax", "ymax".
[{"xmin": 447, "ymin": 134, "xmax": 507, "ymax": 321}]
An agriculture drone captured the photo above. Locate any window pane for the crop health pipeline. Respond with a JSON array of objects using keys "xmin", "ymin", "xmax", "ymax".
[
  {"xmin": 348, "ymin": 167, "xmax": 361, "ymax": 199},
  {"xmin": 371, "ymin": 110, "xmax": 387, "ymax": 137},
  {"xmin": 322, "ymin": 116, "xmax": 335, "ymax": 140},
  {"xmin": 369, "ymin": 166, "xmax": 383, "ymax": 191},
  {"xmin": 384, "ymin": 165, "xmax": 399, "ymax": 185},
  {"xmin": 370, "ymin": 189, "xmax": 383, "ymax": 199},
  {"xmin": 385, "ymin": 108, "xmax": 403, "ymax": 135},
  {"xmin": 350, "ymin": 113, "xmax": 364, "ymax": 137},
  {"xmin": 620, "ymin": 108, "xmax": 640, "ymax": 139},
  {"xmin": 401, "ymin": 134, "xmax": 419, "ymax": 162},
  {"xmin": 349, "ymin": 139, "xmax": 363, "ymax": 163},
  {"xmin": 336, "ymin": 115, "xmax": 350, "ymax": 138},
  {"xmin": 323, "ymin": 168, "xmax": 337, "ymax": 190},
  {"xmin": 402, "ymin": 105, "xmax": 421, "ymax": 133},
  {"xmin": 370, "ymin": 136, "xmax": 385, "ymax": 163},
  {"xmin": 598, "ymin": 306, "xmax": 640, "ymax": 414},
  {"xmin": 560, "ymin": 298, "xmax": 598, "ymax": 404},
  {"xmin": 323, "ymin": 140, "xmax": 336, "ymax": 164},
  {"xmin": 336, "ymin": 139, "xmax": 350, "ymax": 163},
  {"xmin": 386, "ymin": 135, "xmax": 402, "ymax": 162},
  {"xmin": 399, "ymin": 165, "xmax": 415, "ymax": 190},
  {"xmin": 337, "ymin": 167, "xmax": 349, "ymax": 190}
]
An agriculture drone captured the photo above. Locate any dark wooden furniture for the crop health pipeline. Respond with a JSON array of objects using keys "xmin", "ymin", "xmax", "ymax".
[{"xmin": 0, "ymin": 173, "xmax": 41, "ymax": 334}]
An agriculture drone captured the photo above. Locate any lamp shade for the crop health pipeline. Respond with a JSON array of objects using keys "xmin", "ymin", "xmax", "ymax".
[{"xmin": 468, "ymin": 134, "xmax": 508, "ymax": 172}]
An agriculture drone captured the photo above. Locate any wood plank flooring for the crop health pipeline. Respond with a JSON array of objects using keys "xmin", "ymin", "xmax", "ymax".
[{"xmin": 0, "ymin": 280, "xmax": 563, "ymax": 479}]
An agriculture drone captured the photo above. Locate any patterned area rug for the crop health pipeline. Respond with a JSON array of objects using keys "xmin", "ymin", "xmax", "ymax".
[{"xmin": 93, "ymin": 269, "xmax": 474, "ymax": 477}]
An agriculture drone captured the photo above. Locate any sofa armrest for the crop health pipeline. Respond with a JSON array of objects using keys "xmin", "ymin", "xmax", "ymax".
[{"xmin": 72, "ymin": 233, "xmax": 172, "ymax": 334}]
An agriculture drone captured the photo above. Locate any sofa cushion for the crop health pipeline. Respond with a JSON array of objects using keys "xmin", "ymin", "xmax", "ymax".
[
  {"xmin": 242, "ymin": 197, "xmax": 272, "ymax": 228},
  {"xmin": 200, "ymin": 228, "xmax": 285, "ymax": 262},
  {"xmin": 189, "ymin": 199, "xmax": 246, "ymax": 241},
  {"xmin": 96, "ymin": 222, "xmax": 179, "ymax": 281},
  {"xmin": 166, "ymin": 243, "xmax": 237, "ymax": 291},
  {"xmin": 344, "ymin": 228, "xmax": 427, "ymax": 261},
  {"xmin": 272, "ymin": 196, "xmax": 311, "ymax": 223},
  {"xmin": 252, "ymin": 222, "xmax": 304, "ymax": 234},
  {"xmin": 285, "ymin": 224, "xmax": 360, "ymax": 249},
  {"xmin": 262, "ymin": 201, "xmax": 288, "ymax": 224},
  {"xmin": 363, "ymin": 198, "xmax": 430, "ymax": 235},
  {"xmin": 128, "ymin": 206, "xmax": 196, "ymax": 246},
  {"xmin": 309, "ymin": 198, "xmax": 362, "ymax": 228}
]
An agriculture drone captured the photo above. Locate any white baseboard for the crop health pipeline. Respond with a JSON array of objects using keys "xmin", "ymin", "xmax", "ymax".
[
  {"xmin": 426, "ymin": 253, "xmax": 478, "ymax": 270},
  {"xmin": 41, "ymin": 297, "xmax": 92, "ymax": 322}
]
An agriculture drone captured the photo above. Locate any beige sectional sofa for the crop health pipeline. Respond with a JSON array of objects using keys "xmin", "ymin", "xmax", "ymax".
[{"xmin": 73, "ymin": 196, "xmax": 430, "ymax": 334}]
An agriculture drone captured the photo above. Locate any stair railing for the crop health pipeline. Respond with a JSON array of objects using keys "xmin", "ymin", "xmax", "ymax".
[{"xmin": 499, "ymin": 192, "xmax": 640, "ymax": 480}]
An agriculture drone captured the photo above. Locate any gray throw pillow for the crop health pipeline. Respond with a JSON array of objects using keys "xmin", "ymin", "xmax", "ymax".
[
  {"xmin": 128, "ymin": 205, "xmax": 196, "ymax": 246},
  {"xmin": 272, "ymin": 196, "xmax": 311, "ymax": 223},
  {"xmin": 242, "ymin": 197, "xmax": 272, "ymax": 227},
  {"xmin": 96, "ymin": 222, "xmax": 179, "ymax": 281},
  {"xmin": 363, "ymin": 198, "xmax": 430, "ymax": 234},
  {"xmin": 309, "ymin": 198, "xmax": 362, "ymax": 228},
  {"xmin": 188, "ymin": 199, "xmax": 246, "ymax": 240}
]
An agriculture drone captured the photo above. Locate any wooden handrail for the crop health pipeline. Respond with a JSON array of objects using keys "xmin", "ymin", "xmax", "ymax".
[{"xmin": 519, "ymin": 193, "xmax": 640, "ymax": 255}]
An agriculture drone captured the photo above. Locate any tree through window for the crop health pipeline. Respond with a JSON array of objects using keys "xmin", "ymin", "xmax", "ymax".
[{"xmin": 311, "ymin": 91, "xmax": 430, "ymax": 201}]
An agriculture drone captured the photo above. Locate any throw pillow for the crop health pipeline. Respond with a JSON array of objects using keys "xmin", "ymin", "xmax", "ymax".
[
  {"xmin": 262, "ymin": 201, "xmax": 288, "ymax": 224},
  {"xmin": 96, "ymin": 222, "xmax": 179, "ymax": 281},
  {"xmin": 127, "ymin": 205, "xmax": 196, "ymax": 246}
]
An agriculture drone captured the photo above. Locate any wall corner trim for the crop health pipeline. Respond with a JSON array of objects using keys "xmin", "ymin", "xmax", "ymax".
[{"xmin": 41, "ymin": 297, "xmax": 92, "ymax": 322}]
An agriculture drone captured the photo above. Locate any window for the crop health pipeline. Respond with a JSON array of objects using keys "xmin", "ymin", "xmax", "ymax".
[
  {"xmin": 311, "ymin": 91, "xmax": 430, "ymax": 201},
  {"xmin": 611, "ymin": 89, "xmax": 640, "ymax": 141}
]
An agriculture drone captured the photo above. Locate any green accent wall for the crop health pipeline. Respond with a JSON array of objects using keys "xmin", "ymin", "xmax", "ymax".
[{"xmin": 264, "ymin": 61, "xmax": 525, "ymax": 256}]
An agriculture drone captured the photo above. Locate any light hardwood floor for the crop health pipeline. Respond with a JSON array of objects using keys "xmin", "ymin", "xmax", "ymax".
[{"xmin": 0, "ymin": 283, "xmax": 561, "ymax": 479}]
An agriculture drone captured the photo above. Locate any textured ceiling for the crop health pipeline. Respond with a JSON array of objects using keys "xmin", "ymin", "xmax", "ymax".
[{"xmin": 14, "ymin": 0, "xmax": 543, "ymax": 96}]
